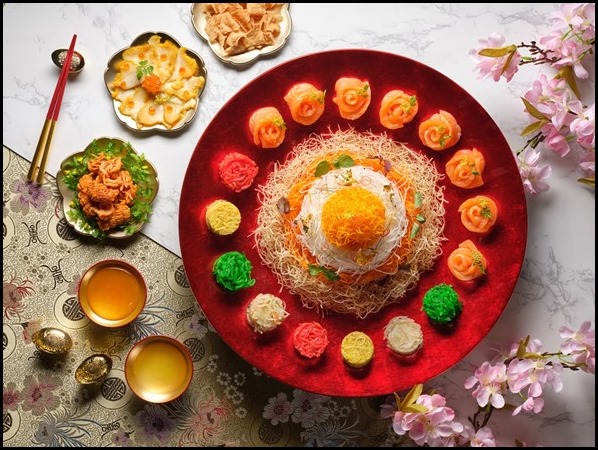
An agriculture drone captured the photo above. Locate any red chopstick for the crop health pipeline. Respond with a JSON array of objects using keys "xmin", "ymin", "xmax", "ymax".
[
  {"xmin": 27, "ymin": 34, "xmax": 78, "ymax": 183},
  {"xmin": 50, "ymin": 35, "xmax": 77, "ymax": 120}
]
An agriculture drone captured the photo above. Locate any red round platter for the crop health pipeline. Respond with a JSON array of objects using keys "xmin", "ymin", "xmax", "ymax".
[{"xmin": 179, "ymin": 49, "xmax": 527, "ymax": 397}]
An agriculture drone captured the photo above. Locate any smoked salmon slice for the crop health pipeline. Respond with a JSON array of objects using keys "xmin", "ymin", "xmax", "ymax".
[
  {"xmin": 447, "ymin": 239, "xmax": 487, "ymax": 281},
  {"xmin": 379, "ymin": 89, "xmax": 418, "ymax": 129},
  {"xmin": 332, "ymin": 77, "xmax": 371, "ymax": 120},
  {"xmin": 445, "ymin": 148, "xmax": 485, "ymax": 189},
  {"xmin": 284, "ymin": 83, "xmax": 326, "ymax": 126},
  {"xmin": 458, "ymin": 195, "xmax": 498, "ymax": 234},
  {"xmin": 248, "ymin": 106, "xmax": 286, "ymax": 149},
  {"xmin": 418, "ymin": 110, "xmax": 461, "ymax": 151}
]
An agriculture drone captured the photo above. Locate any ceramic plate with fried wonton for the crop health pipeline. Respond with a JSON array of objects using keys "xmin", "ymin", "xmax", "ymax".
[
  {"xmin": 191, "ymin": 3, "xmax": 292, "ymax": 66},
  {"xmin": 104, "ymin": 32, "xmax": 207, "ymax": 133},
  {"xmin": 57, "ymin": 137, "xmax": 159, "ymax": 240}
]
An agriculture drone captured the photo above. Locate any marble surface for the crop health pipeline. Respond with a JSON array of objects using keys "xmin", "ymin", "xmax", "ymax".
[{"xmin": 3, "ymin": 3, "xmax": 594, "ymax": 446}]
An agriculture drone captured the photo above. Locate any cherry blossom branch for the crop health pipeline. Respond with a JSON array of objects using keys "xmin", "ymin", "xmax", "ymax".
[
  {"xmin": 382, "ymin": 321, "xmax": 595, "ymax": 447},
  {"xmin": 469, "ymin": 3, "xmax": 595, "ymax": 194}
]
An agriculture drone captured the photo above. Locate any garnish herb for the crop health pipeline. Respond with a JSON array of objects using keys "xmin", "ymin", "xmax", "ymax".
[
  {"xmin": 136, "ymin": 60, "xmax": 154, "ymax": 80},
  {"xmin": 401, "ymin": 95, "xmax": 417, "ymax": 112},
  {"xmin": 311, "ymin": 90, "xmax": 326, "ymax": 104},
  {"xmin": 439, "ymin": 134, "xmax": 450, "ymax": 148},
  {"xmin": 273, "ymin": 118, "xmax": 287, "ymax": 130},
  {"xmin": 357, "ymin": 83, "xmax": 370, "ymax": 97},
  {"xmin": 315, "ymin": 160, "xmax": 332, "ymax": 177},
  {"xmin": 314, "ymin": 154, "xmax": 355, "ymax": 177},
  {"xmin": 409, "ymin": 223, "xmax": 421, "ymax": 239},
  {"xmin": 435, "ymin": 125, "xmax": 449, "ymax": 148},
  {"xmin": 414, "ymin": 191, "xmax": 423, "ymax": 208},
  {"xmin": 479, "ymin": 199, "xmax": 493, "ymax": 218},
  {"xmin": 308, "ymin": 264, "xmax": 340, "ymax": 281},
  {"xmin": 472, "ymin": 251, "xmax": 486, "ymax": 274},
  {"xmin": 334, "ymin": 154, "xmax": 355, "ymax": 169}
]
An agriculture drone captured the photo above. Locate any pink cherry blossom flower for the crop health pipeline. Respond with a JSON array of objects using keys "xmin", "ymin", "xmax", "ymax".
[
  {"xmin": 543, "ymin": 125, "xmax": 572, "ymax": 156},
  {"xmin": 462, "ymin": 424, "xmax": 498, "ymax": 447},
  {"xmin": 579, "ymin": 150, "xmax": 595, "ymax": 176},
  {"xmin": 570, "ymin": 103, "xmax": 595, "ymax": 150},
  {"xmin": 550, "ymin": 39, "xmax": 591, "ymax": 79},
  {"xmin": 512, "ymin": 396, "xmax": 545, "ymax": 416},
  {"xmin": 507, "ymin": 356, "xmax": 564, "ymax": 400},
  {"xmin": 470, "ymin": 33, "xmax": 521, "ymax": 82},
  {"xmin": 380, "ymin": 394, "xmax": 397, "ymax": 419},
  {"xmin": 507, "ymin": 359, "xmax": 536, "ymax": 394},
  {"xmin": 560, "ymin": 321, "xmax": 596, "ymax": 374},
  {"xmin": 392, "ymin": 394, "xmax": 464, "ymax": 447},
  {"xmin": 524, "ymin": 74, "xmax": 568, "ymax": 112},
  {"xmin": 517, "ymin": 148, "xmax": 552, "ymax": 194},
  {"xmin": 538, "ymin": 30, "xmax": 567, "ymax": 54},
  {"xmin": 464, "ymin": 362, "xmax": 508, "ymax": 408},
  {"xmin": 549, "ymin": 3, "xmax": 595, "ymax": 38}
]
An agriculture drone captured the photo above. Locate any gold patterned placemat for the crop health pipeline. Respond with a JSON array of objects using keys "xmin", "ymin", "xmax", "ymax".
[{"xmin": 2, "ymin": 146, "xmax": 405, "ymax": 447}]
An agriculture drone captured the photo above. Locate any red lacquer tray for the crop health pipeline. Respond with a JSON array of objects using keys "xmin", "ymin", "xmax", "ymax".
[{"xmin": 179, "ymin": 49, "xmax": 527, "ymax": 397}]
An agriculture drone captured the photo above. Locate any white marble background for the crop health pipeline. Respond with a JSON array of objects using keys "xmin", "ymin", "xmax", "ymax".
[{"xmin": 3, "ymin": 3, "xmax": 595, "ymax": 446}]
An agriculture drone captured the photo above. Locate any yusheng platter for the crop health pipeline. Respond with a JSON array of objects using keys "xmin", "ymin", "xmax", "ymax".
[
  {"xmin": 104, "ymin": 31, "xmax": 207, "ymax": 133},
  {"xmin": 179, "ymin": 49, "xmax": 527, "ymax": 397}
]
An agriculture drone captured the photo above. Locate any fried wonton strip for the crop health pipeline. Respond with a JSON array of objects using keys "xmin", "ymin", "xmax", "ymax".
[{"xmin": 202, "ymin": 3, "xmax": 284, "ymax": 56}]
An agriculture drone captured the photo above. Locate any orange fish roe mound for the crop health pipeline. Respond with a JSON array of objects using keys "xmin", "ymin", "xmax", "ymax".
[
  {"xmin": 141, "ymin": 74, "xmax": 162, "ymax": 96},
  {"xmin": 321, "ymin": 187, "xmax": 386, "ymax": 249}
]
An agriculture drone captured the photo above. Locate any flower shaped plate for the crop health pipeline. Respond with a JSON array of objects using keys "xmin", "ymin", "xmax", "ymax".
[
  {"xmin": 103, "ymin": 31, "xmax": 207, "ymax": 133},
  {"xmin": 57, "ymin": 137, "xmax": 159, "ymax": 239},
  {"xmin": 190, "ymin": 3, "xmax": 292, "ymax": 66}
]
